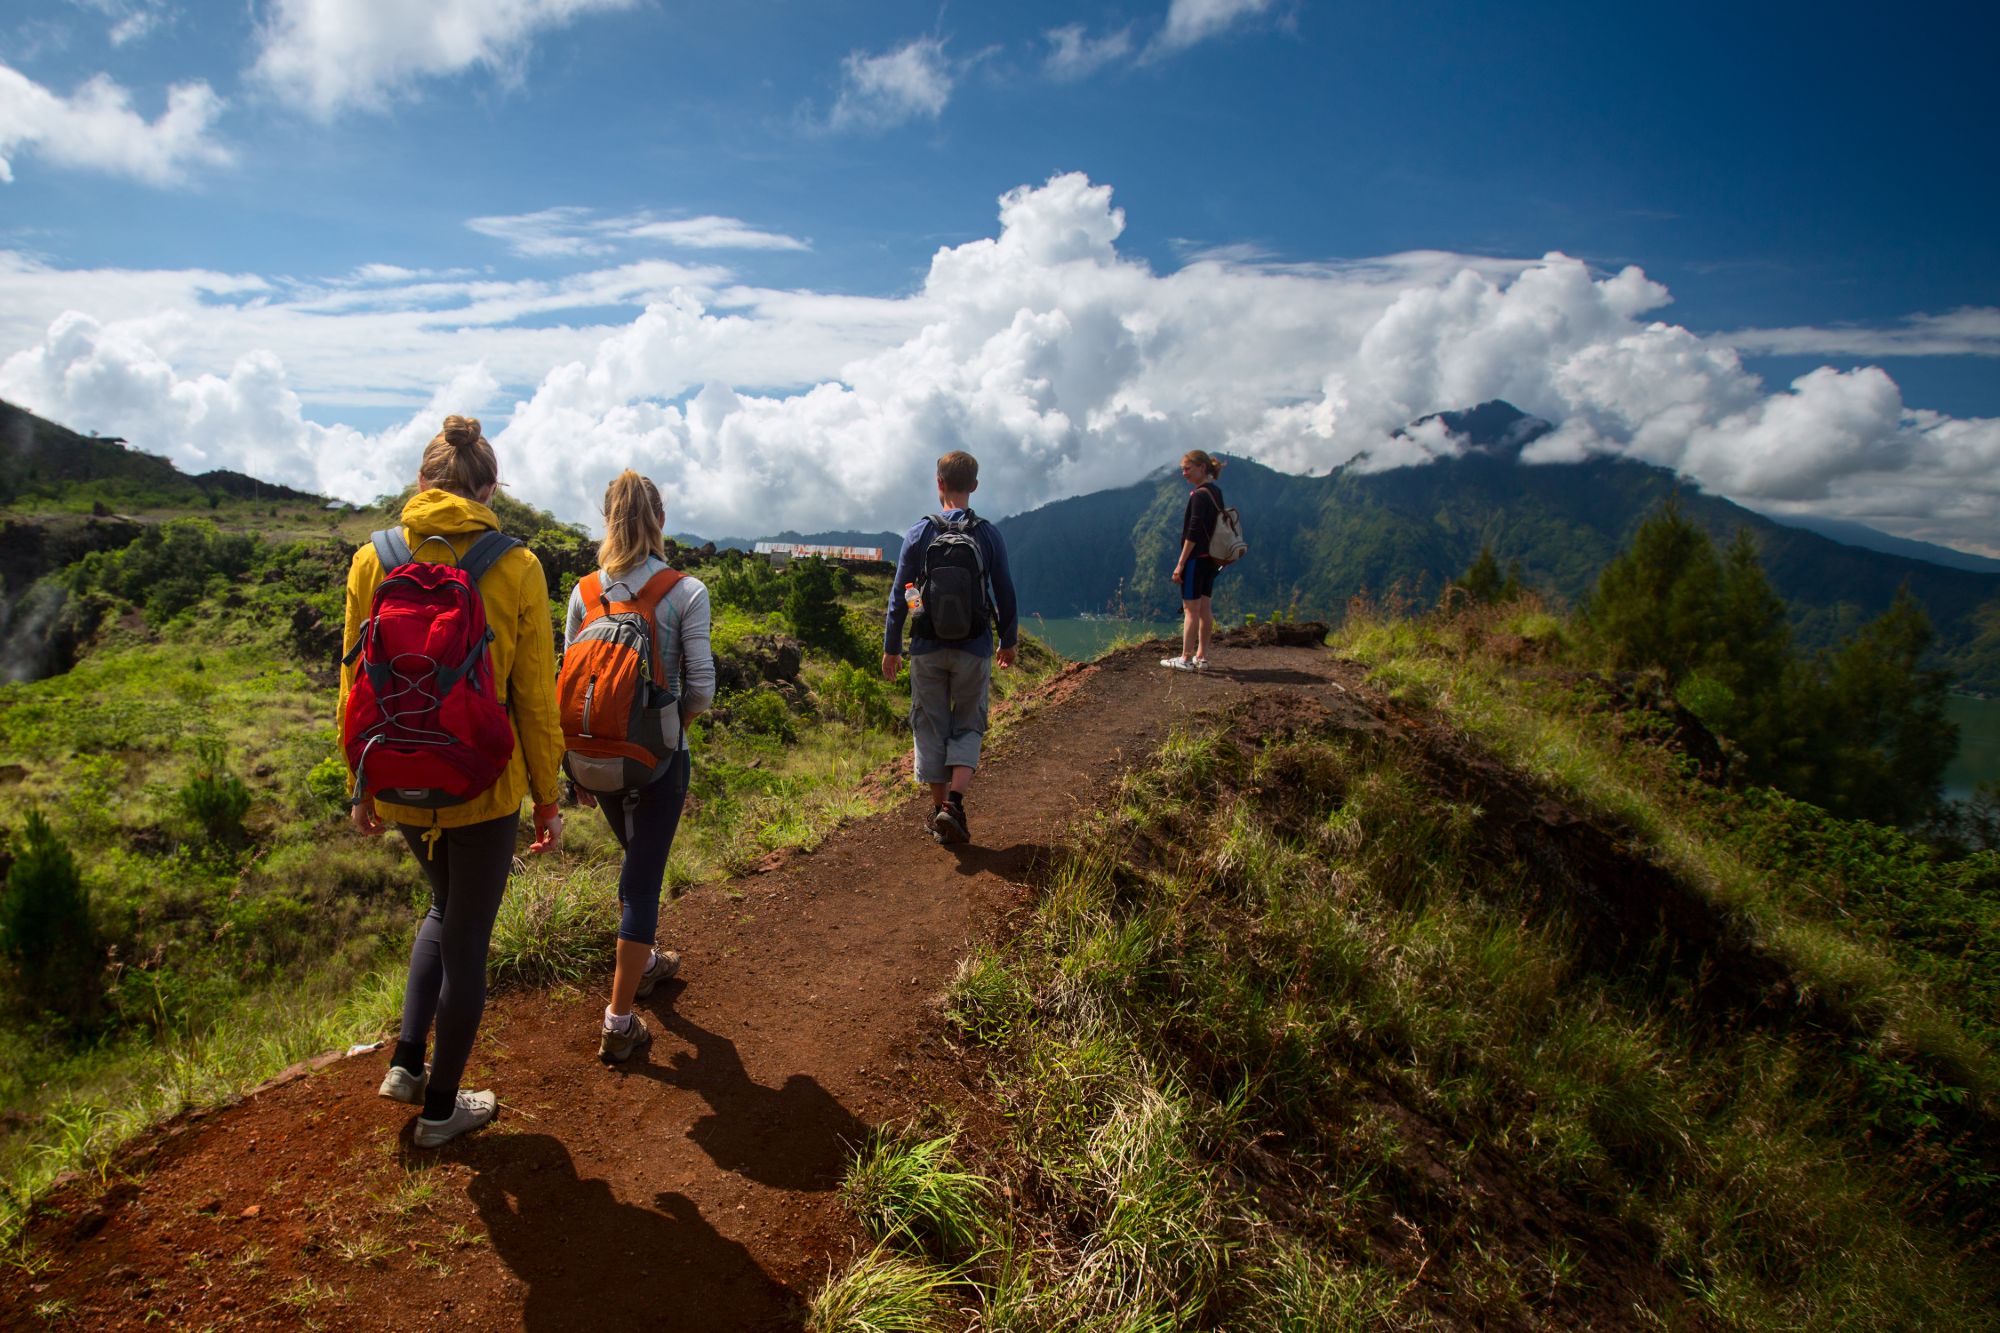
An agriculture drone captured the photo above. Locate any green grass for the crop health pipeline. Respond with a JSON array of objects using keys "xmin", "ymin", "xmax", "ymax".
[
  {"xmin": 822, "ymin": 666, "xmax": 1999, "ymax": 1328},
  {"xmin": 806, "ymin": 1244, "xmax": 956, "ymax": 1333},
  {"xmin": 0, "ymin": 510, "xmax": 1070, "ymax": 1253}
]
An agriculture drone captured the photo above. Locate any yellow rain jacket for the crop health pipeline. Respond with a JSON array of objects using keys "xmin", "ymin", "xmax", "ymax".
[{"xmin": 337, "ymin": 490, "xmax": 564, "ymax": 829}]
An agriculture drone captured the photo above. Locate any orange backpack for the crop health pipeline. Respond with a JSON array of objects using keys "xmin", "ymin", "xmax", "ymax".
[{"xmin": 558, "ymin": 569, "xmax": 685, "ymax": 820}]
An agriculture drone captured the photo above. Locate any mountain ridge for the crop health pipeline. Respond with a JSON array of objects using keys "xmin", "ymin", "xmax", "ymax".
[{"xmin": 8, "ymin": 396, "xmax": 1998, "ymax": 688}]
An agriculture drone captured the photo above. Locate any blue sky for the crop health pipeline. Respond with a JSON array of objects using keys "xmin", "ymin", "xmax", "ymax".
[{"xmin": 2, "ymin": 0, "xmax": 1996, "ymax": 551}]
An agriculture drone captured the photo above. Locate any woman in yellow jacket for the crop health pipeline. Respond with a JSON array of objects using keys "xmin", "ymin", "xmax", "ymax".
[{"xmin": 338, "ymin": 415, "xmax": 565, "ymax": 1148}]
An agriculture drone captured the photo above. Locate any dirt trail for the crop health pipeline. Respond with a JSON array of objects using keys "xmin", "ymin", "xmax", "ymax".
[{"xmin": 2, "ymin": 638, "xmax": 1370, "ymax": 1331}]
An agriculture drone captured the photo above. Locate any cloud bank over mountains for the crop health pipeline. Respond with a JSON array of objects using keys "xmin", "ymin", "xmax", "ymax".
[{"xmin": 3, "ymin": 173, "xmax": 1997, "ymax": 553}]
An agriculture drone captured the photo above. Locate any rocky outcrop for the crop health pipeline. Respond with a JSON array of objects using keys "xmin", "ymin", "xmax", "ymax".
[{"xmin": 713, "ymin": 633, "xmax": 804, "ymax": 694}]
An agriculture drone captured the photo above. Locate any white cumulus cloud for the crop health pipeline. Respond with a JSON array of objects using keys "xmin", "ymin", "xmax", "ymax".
[
  {"xmin": 1154, "ymin": 0, "xmax": 1275, "ymax": 54},
  {"xmin": 0, "ymin": 309, "xmax": 493, "ymax": 500},
  {"xmin": 1043, "ymin": 23, "xmax": 1135, "ymax": 80},
  {"xmin": 0, "ymin": 62, "xmax": 230, "ymax": 185},
  {"xmin": 250, "ymin": 0, "xmax": 637, "ymax": 118},
  {"xmin": 828, "ymin": 36, "xmax": 953, "ymax": 132},
  {"xmin": 5, "ymin": 172, "xmax": 1999, "ymax": 556}
]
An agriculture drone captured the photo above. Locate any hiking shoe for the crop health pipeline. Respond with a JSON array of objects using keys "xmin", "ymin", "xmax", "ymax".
[
  {"xmin": 599, "ymin": 1012, "xmax": 653, "ymax": 1065},
  {"xmin": 413, "ymin": 1090, "xmax": 497, "ymax": 1148},
  {"xmin": 634, "ymin": 949, "xmax": 681, "ymax": 1000},
  {"xmin": 1159, "ymin": 655, "xmax": 1194, "ymax": 670},
  {"xmin": 933, "ymin": 797, "xmax": 969, "ymax": 846},
  {"xmin": 377, "ymin": 1064, "xmax": 428, "ymax": 1105}
]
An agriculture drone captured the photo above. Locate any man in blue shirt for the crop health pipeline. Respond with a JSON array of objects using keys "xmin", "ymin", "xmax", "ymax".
[{"xmin": 881, "ymin": 450, "xmax": 1019, "ymax": 845}]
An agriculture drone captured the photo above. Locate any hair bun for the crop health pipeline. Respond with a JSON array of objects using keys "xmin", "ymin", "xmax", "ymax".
[{"xmin": 441, "ymin": 414, "xmax": 483, "ymax": 450}]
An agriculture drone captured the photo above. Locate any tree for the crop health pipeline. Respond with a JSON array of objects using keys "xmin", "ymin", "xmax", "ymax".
[
  {"xmin": 1789, "ymin": 586, "xmax": 1958, "ymax": 826},
  {"xmin": 1458, "ymin": 543, "xmax": 1521, "ymax": 606},
  {"xmin": 1589, "ymin": 496, "xmax": 1720, "ymax": 682},
  {"xmin": 0, "ymin": 811, "xmax": 98, "ymax": 1024},
  {"xmin": 782, "ymin": 557, "xmax": 853, "ymax": 657},
  {"xmin": 1689, "ymin": 529, "xmax": 1794, "ymax": 777}
]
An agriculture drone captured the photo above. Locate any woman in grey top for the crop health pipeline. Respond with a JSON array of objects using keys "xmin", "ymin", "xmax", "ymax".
[{"xmin": 564, "ymin": 470, "xmax": 715, "ymax": 1063}]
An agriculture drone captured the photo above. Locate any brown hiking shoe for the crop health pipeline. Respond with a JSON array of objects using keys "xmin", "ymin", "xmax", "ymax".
[
  {"xmin": 599, "ymin": 1013, "xmax": 652, "ymax": 1065},
  {"xmin": 933, "ymin": 797, "xmax": 969, "ymax": 845},
  {"xmin": 634, "ymin": 948, "xmax": 680, "ymax": 1000}
]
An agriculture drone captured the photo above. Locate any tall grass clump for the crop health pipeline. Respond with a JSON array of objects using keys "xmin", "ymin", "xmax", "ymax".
[
  {"xmin": 842, "ymin": 1131, "xmax": 995, "ymax": 1256},
  {"xmin": 805, "ymin": 1244, "xmax": 954, "ymax": 1333},
  {"xmin": 486, "ymin": 858, "xmax": 617, "ymax": 989}
]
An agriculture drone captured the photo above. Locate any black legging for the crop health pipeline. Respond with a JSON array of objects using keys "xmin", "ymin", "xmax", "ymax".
[{"xmin": 394, "ymin": 813, "xmax": 518, "ymax": 1120}]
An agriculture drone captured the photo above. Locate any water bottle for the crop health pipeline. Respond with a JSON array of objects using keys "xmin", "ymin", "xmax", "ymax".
[{"xmin": 904, "ymin": 581, "xmax": 924, "ymax": 614}]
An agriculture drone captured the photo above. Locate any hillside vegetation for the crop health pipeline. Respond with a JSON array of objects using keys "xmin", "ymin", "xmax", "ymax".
[
  {"xmin": 814, "ymin": 601, "xmax": 1999, "ymax": 1331},
  {"xmin": 0, "ymin": 426, "xmax": 1064, "ymax": 1233}
]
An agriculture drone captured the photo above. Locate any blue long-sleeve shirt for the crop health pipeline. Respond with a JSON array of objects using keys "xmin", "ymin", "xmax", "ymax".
[{"xmin": 882, "ymin": 509, "xmax": 1018, "ymax": 658}]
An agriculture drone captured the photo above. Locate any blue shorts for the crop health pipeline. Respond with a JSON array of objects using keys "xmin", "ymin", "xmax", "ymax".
[{"xmin": 1180, "ymin": 558, "xmax": 1219, "ymax": 601}]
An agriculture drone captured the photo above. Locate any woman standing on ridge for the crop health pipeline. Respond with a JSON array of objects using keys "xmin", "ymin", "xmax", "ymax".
[
  {"xmin": 563, "ymin": 471, "xmax": 714, "ymax": 1064},
  {"xmin": 341, "ymin": 415, "xmax": 566, "ymax": 1148},
  {"xmin": 1164, "ymin": 449, "xmax": 1226, "ymax": 671}
]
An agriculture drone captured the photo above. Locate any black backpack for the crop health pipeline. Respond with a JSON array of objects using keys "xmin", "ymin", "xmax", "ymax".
[{"xmin": 916, "ymin": 513, "xmax": 989, "ymax": 642}]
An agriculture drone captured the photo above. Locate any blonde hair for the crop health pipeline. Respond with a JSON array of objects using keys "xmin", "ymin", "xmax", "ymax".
[
  {"xmin": 418, "ymin": 415, "xmax": 499, "ymax": 499},
  {"xmin": 1181, "ymin": 449, "xmax": 1224, "ymax": 480},
  {"xmin": 598, "ymin": 470, "xmax": 666, "ymax": 574},
  {"xmin": 937, "ymin": 450, "xmax": 979, "ymax": 494}
]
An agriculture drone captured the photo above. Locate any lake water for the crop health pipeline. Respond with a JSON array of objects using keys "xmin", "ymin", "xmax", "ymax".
[
  {"xmin": 1945, "ymin": 694, "xmax": 2000, "ymax": 802},
  {"xmin": 1028, "ymin": 616, "xmax": 1181, "ymax": 662}
]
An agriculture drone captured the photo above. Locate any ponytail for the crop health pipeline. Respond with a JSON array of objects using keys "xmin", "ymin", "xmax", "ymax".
[{"xmin": 598, "ymin": 470, "xmax": 666, "ymax": 573}]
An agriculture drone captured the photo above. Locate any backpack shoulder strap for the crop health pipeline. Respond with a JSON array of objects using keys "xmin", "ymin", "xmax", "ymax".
[
  {"xmin": 629, "ymin": 568, "xmax": 684, "ymax": 614},
  {"xmin": 457, "ymin": 531, "xmax": 523, "ymax": 586},
  {"xmin": 575, "ymin": 571, "xmax": 608, "ymax": 627},
  {"xmin": 370, "ymin": 528, "xmax": 412, "ymax": 573},
  {"xmin": 630, "ymin": 569, "xmax": 684, "ymax": 685}
]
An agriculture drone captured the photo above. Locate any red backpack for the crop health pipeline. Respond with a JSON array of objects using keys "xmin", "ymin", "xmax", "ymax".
[
  {"xmin": 557, "ymin": 568, "xmax": 684, "ymax": 829},
  {"xmin": 342, "ymin": 529, "xmax": 521, "ymax": 811}
]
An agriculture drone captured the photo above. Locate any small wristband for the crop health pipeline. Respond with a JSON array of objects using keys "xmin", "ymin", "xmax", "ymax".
[{"xmin": 533, "ymin": 802, "xmax": 560, "ymax": 822}]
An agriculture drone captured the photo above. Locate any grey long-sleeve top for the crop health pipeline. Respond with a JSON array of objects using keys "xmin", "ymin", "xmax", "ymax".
[{"xmin": 563, "ymin": 554, "xmax": 716, "ymax": 744}]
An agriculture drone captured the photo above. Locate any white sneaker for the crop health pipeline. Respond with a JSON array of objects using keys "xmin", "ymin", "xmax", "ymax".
[
  {"xmin": 1159, "ymin": 656, "xmax": 1194, "ymax": 670},
  {"xmin": 377, "ymin": 1064, "xmax": 428, "ymax": 1105},
  {"xmin": 413, "ymin": 1089, "xmax": 497, "ymax": 1147},
  {"xmin": 1189, "ymin": 657, "xmax": 1211, "ymax": 671}
]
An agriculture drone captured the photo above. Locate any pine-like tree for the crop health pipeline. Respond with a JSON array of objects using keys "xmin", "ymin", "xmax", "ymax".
[
  {"xmin": 1461, "ymin": 544, "xmax": 1505, "ymax": 605},
  {"xmin": 1793, "ymin": 586, "xmax": 1958, "ymax": 825},
  {"xmin": 1589, "ymin": 496, "xmax": 1720, "ymax": 682},
  {"xmin": 0, "ymin": 811, "xmax": 97, "ymax": 1023}
]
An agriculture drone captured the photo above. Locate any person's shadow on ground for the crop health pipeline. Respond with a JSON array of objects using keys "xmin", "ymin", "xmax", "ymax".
[
  {"xmin": 947, "ymin": 840, "xmax": 1053, "ymax": 882},
  {"xmin": 467, "ymin": 1132, "xmax": 798, "ymax": 1332},
  {"xmin": 626, "ymin": 1008, "xmax": 870, "ymax": 1192},
  {"xmin": 1210, "ymin": 665, "xmax": 1324, "ymax": 685}
]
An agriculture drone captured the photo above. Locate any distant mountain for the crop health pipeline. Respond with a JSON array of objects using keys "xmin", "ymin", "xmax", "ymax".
[
  {"xmin": 760, "ymin": 529, "xmax": 905, "ymax": 558},
  {"xmin": 994, "ymin": 401, "xmax": 2000, "ymax": 691},
  {"xmin": 0, "ymin": 398, "xmax": 323, "ymax": 507},
  {"xmin": 1764, "ymin": 514, "xmax": 2000, "ymax": 575}
]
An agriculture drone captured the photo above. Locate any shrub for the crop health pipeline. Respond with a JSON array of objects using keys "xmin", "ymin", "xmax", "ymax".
[
  {"xmin": 302, "ymin": 754, "xmax": 350, "ymax": 817},
  {"xmin": 817, "ymin": 663, "xmax": 895, "ymax": 730},
  {"xmin": 784, "ymin": 558, "xmax": 854, "ymax": 656},
  {"xmin": 178, "ymin": 738, "xmax": 252, "ymax": 848},
  {"xmin": 0, "ymin": 811, "xmax": 98, "ymax": 1023},
  {"xmin": 721, "ymin": 688, "xmax": 797, "ymax": 742}
]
